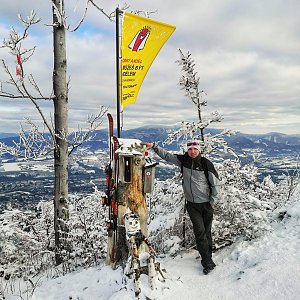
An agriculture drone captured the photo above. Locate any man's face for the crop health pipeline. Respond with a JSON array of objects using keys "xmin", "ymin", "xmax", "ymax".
[{"xmin": 187, "ymin": 147, "xmax": 200, "ymax": 158}]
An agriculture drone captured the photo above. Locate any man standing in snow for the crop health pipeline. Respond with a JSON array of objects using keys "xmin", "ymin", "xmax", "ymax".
[{"xmin": 146, "ymin": 140, "xmax": 220, "ymax": 274}]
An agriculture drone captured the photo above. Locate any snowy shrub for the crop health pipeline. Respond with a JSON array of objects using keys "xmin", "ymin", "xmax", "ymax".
[
  {"xmin": 147, "ymin": 157, "xmax": 289, "ymax": 255},
  {"xmin": 0, "ymin": 208, "xmax": 52, "ymax": 280},
  {"xmin": 272, "ymin": 173, "xmax": 300, "ymax": 221},
  {"xmin": 213, "ymin": 160, "xmax": 276, "ymax": 247},
  {"xmin": 63, "ymin": 190, "xmax": 107, "ymax": 269},
  {"xmin": 39, "ymin": 189, "xmax": 108, "ymax": 272},
  {"xmin": 148, "ymin": 175, "xmax": 195, "ymax": 255},
  {"xmin": 0, "ymin": 188, "xmax": 108, "ymax": 288}
]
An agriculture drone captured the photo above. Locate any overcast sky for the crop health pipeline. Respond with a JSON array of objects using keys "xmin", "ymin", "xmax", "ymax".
[{"xmin": 0, "ymin": 0, "xmax": 299, "ymax": 134}]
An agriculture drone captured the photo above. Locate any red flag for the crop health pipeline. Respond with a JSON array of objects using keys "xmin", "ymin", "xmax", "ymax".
[{"xmin": 16, "ymin": 54, "xmax": 22, "ymax": 76}]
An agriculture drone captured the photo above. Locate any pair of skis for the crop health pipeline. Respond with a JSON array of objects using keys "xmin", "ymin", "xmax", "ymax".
[{"xmin": 103, "ymin": 113, "xmax": 120, "ymax": 263}]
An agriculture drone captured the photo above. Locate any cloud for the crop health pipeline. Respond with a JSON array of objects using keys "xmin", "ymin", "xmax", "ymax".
[{"xmin": 0, "ymin": 0, "xmax": 299, "ymax": 134}]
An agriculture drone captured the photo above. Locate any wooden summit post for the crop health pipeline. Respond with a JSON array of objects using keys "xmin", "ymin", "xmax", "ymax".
[{"xmin": 106, "ymin": 138, "xmax": 156, "ymax": 268}]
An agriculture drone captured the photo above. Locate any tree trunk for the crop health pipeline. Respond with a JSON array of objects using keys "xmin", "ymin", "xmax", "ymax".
[{"xmin": 52, "ymin": 0, "xmax": 69, "ymax": 265}]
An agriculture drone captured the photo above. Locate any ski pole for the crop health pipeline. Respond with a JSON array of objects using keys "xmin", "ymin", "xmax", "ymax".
[{"xmin": 182, "ymin": 199, "xmax": 187, "ymax": 247}]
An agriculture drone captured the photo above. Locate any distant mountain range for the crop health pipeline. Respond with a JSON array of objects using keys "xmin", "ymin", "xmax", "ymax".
[
  {"xmin": 91, "ymin": 127, "xmax": 300, "ymax": 155},
  {"xmin": 0, "ymin": 133, "xmax": 18, "ymax": 139},
  {"xmin": 1, "ymin": 127, "xmax": 300, "ymax": 156}
]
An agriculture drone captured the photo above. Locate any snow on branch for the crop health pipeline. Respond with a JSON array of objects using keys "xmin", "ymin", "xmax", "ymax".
[
  {"xmin": 67, "ymin": 0, "xmax": 128, "ymax": 32},
  {"xmin": 164, "ymin": 112, "xmax": 224, "ymax": 144},
  {"xmin": 68, "ymin": 106, "xmax": 108, "ymax": 156},
  {"xmin": 130, "ymin": 9, "xmax": 158, "ymax": 18},
  {"xmin": 0, "ymin": 106, "xmax": 108, "ymax": 160},
  {"xmin": 176, "ymin": 49, "xmax": 207, "ymax": 118},
  {"xmin": 89, "ymin": 0, "xmax": 118, "ymax": 20},
  {"xmin": 18, "ymin": 10, "xmax": 41, "ymax": 24},
  {"xmin": 68, "ymin": 1, "xmax": 157, "ymax": 33},
  {"xmin": 0, "ymin": 11, "xmax": 53, "ymax": 102},
  {"xmin": 0, "ymin": 10, "xmax": 56, "ymax": 147},
  {"xmin": 51, "ymin": 0, "xmax": 67, "ymax": 28},
  {"xmin": 0, "ymin": 118, "xmax": 55, "ymax": 160},
  {"xmin": 1, "ymin": 11, "xmax": 39, "ymax": 52}
]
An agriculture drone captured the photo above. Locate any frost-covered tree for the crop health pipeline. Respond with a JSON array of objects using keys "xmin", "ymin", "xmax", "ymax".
[
  {"xmin": 0, "ymin": 2, "xmax": 111, "ymax": 265},
  {"xmin": 164, "ymin": 49, "xmax": 237, "ymax": 158},
  {"xmin": 281, "ymin": 156, "xmax": 300, "ymax": 202}
]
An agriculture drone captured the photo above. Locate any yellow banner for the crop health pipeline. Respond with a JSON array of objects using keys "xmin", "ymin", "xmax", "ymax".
[{"xmin": 121, "ymin": 12, "xmax": 176, "ymax": 108}]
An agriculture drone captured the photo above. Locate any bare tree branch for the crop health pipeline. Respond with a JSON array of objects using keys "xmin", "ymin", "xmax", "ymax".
[
  {"xmin": 68, "ymin": 106, "xmax": 108, "ymax": 156},
  {"xmin": 0, "ymin": 8, "xmax": 109, "ymax": 162},
  {"xmin": 68, "ymin": 0, "xmax": 90, "ymax": 32},
  {"xmin": 1, "ymin": 12, "xmax": 55, "ymax": 143},
  {"xmin": 89, "ymin": 0, "xmax": 118, "ymax": 20},
  {"xmin": 1, "ymin": 59, "xmax": 25, "ymax": 96},
  {"xmin": 68, "ymin": 0, "xmax": 124, "ymax": 32},
  {"xmin": 0, "ymin": 118, "xmax": 55, "ymax": 159}
]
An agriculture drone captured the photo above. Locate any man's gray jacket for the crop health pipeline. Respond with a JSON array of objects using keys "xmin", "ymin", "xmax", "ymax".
[{"xmin": 153, "ymin": 145, "xmax": 220, "ymax": 204}]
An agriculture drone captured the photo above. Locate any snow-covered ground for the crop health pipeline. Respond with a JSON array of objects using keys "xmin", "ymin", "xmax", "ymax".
[
  {"xmin": 0, "ymin": 162, "xmax": 21, "ymax": 172},
  {"xmin": 26, "ymin": 195, "xmax": 300, "ymax": 300}
]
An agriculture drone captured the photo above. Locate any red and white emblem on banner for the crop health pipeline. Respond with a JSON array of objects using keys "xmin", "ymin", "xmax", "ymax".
[{"xmin": 128, "ymin": 26, "xmax": 151, "ymax": 52}]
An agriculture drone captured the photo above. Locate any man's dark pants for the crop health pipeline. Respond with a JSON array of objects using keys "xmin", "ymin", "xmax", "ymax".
[{"xmin": 186, "ymin": 201, "xmax": 214, "ymax": 267}]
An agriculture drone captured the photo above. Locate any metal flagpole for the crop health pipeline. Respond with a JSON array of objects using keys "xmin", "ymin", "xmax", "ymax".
[{"xmin": 116, "ymin": 7, "xmax": 121, "ymax": 138}]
